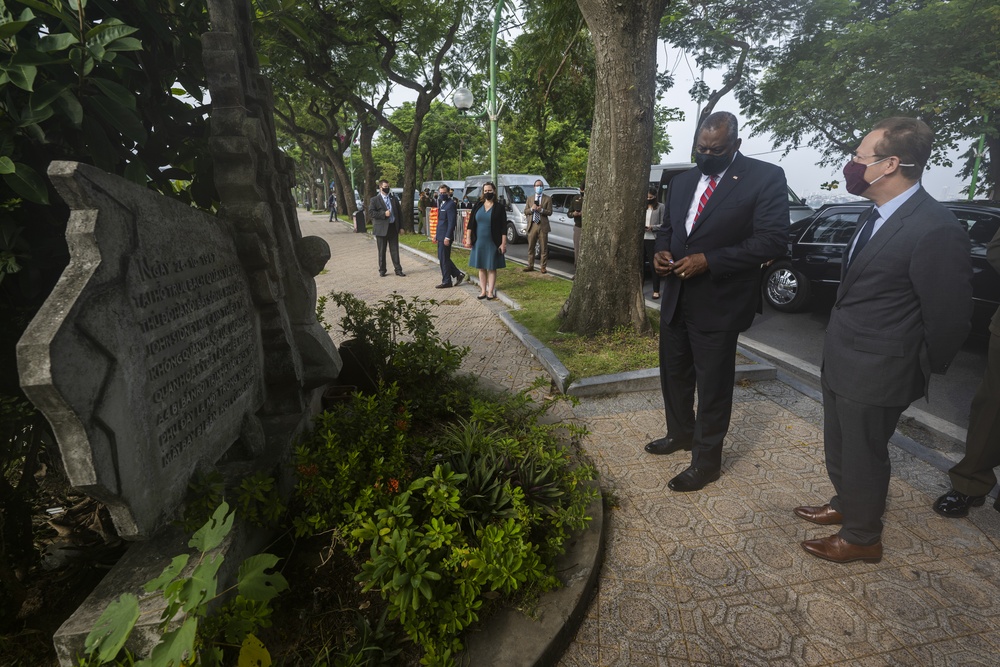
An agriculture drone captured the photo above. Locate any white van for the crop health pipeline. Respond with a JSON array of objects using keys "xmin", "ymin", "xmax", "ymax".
[{"xmin": 463, "ymin": 174, "xmax": 549, "ymax": 244}]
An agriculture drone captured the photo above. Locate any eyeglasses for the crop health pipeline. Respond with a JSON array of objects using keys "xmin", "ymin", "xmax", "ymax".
[{"xmin": 851, "ymin": 152, "xmax": 888, "ymax": 163}]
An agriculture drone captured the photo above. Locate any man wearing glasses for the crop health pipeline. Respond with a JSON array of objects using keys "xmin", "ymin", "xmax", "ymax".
[{"xmin": 795, "ymin": 117, "xmax": 972, "ymax": 564}]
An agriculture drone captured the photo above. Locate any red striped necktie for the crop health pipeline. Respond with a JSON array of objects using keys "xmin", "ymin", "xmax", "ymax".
[{"xmin": 694, "ymin": 175, "xmax": 717, "ymax": 224}]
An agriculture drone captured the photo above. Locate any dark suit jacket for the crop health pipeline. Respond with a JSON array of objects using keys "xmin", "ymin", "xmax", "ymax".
[
  {"xmin": 822, "ymin": 188, "xmax": 973, "ymax": 406},
  {"xmin": 654, "ymin": 153, "xmax": 790, "ymax": 332},
  {"xmin": 435, "ymin": 198, "xmax": 458, "ymax": 242},
  {"xmin": 367, "ymin": 192, "xmax": 402, "ymax": 237}
]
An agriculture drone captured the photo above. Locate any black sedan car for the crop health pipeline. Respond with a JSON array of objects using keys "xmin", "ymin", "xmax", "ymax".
[{"xmin": 762, "ymin": 200, "xmax": 1000, "ymax": 334}]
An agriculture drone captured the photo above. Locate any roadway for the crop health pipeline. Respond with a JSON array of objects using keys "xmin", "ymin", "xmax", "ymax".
[{"xmin": 502, "ymin": 239, "xmax": 984, "ymax": 432}]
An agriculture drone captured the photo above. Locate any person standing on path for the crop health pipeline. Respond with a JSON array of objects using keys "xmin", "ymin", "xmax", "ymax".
[
  {"xmin": 367, "ymin": 179, "xmax": 406, "ymax": 277},
  {"xmin": 434, "ymin": 184, "xmax": 466, "ymax": 289},
  {"xmin": 568, "ymin": 183, "xmax": 584, "ymax": 261},
  {"xmin": 932, "ymin": 226, "xmax": 1000, "ymax": 518},
  {"xmin": 523, "ymin": 179, "xmax": 552, "ymax": 273},
  {"xmin": 649, "ymin": 111, "xmax": 789, "ymax": 493},
  {"xmin": 468, "ymin": 181, "xmax": 507, "ymax": 300},
  {"xmin": 645, "ymin": 186, "xmax": 666, "ymax": 299},
  {"xmin": 795, "ymin": 117, "xmax": 972, "ymax": 564}
]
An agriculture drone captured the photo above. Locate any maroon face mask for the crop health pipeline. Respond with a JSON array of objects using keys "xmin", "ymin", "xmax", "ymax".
[{"xmin": 843, "ymin": 156, "xmax": 913, "ymax": 196}]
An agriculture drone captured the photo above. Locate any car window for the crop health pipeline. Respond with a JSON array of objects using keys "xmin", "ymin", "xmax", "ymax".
[
  {"xmin": 550, "ymin": 194, "xmax": 568, "ymax": 211},
  {"xmin": 800, "ymin": 211, "xmax": 863, "ymax": 245},
  {"xmin": 954, "ymin": 210, "xmax": 1000, "ymax": 258},
  {"xmin": 508, "ymin": 186, "xmax": 528, "ymax": 204}
]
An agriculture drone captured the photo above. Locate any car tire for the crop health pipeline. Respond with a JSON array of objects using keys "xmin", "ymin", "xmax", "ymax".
[
  {"xmin": 506, "ymin": 222, "xmax": 521, "ymax": 244},
  {"xmin": 762, "ymin": 261, "xmax": 811, "ymax": 312}
]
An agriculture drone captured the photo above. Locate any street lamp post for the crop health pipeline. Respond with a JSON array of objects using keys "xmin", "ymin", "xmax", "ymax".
[{"xmin": 453, "ymin": 0, "xmax": 504, "ymax": 185}]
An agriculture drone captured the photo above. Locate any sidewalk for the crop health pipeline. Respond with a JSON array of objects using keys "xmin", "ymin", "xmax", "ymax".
[{"xmin": 303, "ymin": 211, "xmax": 1000, "ymax": 666}]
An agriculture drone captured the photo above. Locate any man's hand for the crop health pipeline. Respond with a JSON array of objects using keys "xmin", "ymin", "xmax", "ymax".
[
  {"xmin": 444, "ymin": 238, "xmax": 451, "ymax": 247},
  {"xmin": 671, "ymin": 253, "xmax": 708, "ymax": 280},
  {"xmin": 653, "ymin": 250, "xmax": 675, "ymax": 276},
  {"xmin": 500, "ymin": 242, "xmax": 507, "ymax": 254},
  {"xmin": 384, "ymin": 209, "xmax": 391, "ymax": 218}
]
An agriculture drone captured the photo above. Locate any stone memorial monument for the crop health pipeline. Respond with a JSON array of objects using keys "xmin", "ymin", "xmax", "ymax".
[{"xmin": 15, "ymin": 0, "xmax": 342, "ymax": 661}]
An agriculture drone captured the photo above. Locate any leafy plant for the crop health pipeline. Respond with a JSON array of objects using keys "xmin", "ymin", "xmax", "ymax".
[
  {"xmin": 323, "ymin": 291, "xmax": 469, "ymax": 412},
  {"xmin": 81, "ymin": 502, "xmax": 288, "ymax": 667}
]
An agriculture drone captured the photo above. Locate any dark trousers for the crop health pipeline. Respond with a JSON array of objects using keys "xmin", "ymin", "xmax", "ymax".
[
  {"xmin": 659, "ymin": 293, "xmax": 740, "ymax": 472},
  {"xmin": 949, "ymin": 331, "xmax": 1000, "ymax": 496},
  {"xmin": 376, "ymin": 226, "xmax": 402, "ymax": 275},
  {"xmin": 821, "ymin": 374, "xmax": 906, "ymax": 546},
  {"xmin": 438, "ymin": 240, "xmax": 462, "ymax": 284}
]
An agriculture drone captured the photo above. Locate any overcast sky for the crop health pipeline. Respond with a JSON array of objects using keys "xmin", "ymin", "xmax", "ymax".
[{"xmin": 388, "ymin": 28, "xmax": 973, "ymax": 204}]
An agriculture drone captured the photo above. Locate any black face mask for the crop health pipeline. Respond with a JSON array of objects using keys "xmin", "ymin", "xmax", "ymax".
[
  {"xmin": 381, "ymin": 186, "xmax": 390, "ymax": 194},
  {"xmin": 439, "ymin": 193, "xmax": 448, "ymax": 200},
  {"xmin": 694, "ymin": 151, "xmax": 733, "ymax": 176},
  {"xmin": 483, "ymin": 192, "xmax": 495, "ymax": 201}
]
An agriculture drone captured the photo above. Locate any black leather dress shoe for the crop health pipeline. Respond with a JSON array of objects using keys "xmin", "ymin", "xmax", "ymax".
[
  {"xmin": 435, "ymin": 282, "xmax": 453, "ymax": 289},
  {"xmin": 395, "ymin": 271, "xmax": 407, "ymax": 277},
  {"xmin": 668, "ymin": 466, "xmax": 720, "ymax": 492},
  {"xmin": 932, "ymin": 489, "xmax": 985, "ymax": 518},
  {"xmin": 455, "ymin": 272, "xmax": 466, "ymax": 286},
  {"xmin": 644, "ymin": 437, "xmax": 693, "ymax": 456}
]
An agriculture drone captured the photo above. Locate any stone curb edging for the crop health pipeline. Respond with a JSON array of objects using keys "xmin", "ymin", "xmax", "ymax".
[{"xmin": 460, "ymin": 480, "xmax": 605, "ymax": 667}]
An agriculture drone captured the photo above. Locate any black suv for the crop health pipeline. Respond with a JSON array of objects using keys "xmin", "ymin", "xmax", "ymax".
[{"xmin": 762, "ymin": 200, "xmax": 1000, "ymax": 334}]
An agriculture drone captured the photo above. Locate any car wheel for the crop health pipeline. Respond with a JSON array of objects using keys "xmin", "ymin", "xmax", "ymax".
[
  {"xmin": 763, "ymin": 261, "xmax": 811, "ymax": 312},
  {"xmin": 506, "ymin": 222, "xmax": 520, "ymax": 244}
]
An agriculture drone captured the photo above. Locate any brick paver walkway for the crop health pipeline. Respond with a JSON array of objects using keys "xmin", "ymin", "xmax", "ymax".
[{"xmin": 301, "ymin": 210, "xmax": 1000, "ymax": 666}]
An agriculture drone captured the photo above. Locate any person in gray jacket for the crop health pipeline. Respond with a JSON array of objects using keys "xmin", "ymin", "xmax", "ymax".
[{"xmin": 795, "ymin": 117, "xmax": 972, "ymax": 564}]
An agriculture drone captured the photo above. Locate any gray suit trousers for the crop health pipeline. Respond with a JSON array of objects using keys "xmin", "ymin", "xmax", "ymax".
[{"xmin": 822, "ymin": 374, "xmax": 906, "ymax": 546}]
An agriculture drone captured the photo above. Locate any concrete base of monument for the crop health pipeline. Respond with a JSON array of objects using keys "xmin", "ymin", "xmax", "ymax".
[{"xmin": 52, "ymin": 404, "xmax": 325, "ymax": 666}]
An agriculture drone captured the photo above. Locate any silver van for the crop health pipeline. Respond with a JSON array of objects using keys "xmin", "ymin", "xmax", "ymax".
[
  {"xmin": 544, "ymin": 187, "xmax": 581, "ymax": 260},
  {"xmin": 463, "ymin": 174, "xmax": 549, "ymax": 244}
]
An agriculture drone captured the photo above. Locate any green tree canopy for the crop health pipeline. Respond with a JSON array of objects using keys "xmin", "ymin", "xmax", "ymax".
[{"xmin": 746, "ymin": 0, "xmax": 999, "ymax": 195}]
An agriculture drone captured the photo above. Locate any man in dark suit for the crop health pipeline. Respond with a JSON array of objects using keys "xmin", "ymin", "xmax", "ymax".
[
  {"xmin": 650, "ymin": 111, "xmax": 790, "ymax": 492},
  {"xmin": 523, "ymin": 179, "xmax": 552, "ymax": 273},
  {"xmin": 933, "ymin": 227, "xmax": 1000, "ymax": 518},
  {"xmin": 367, "ymin": 179, "xmax": 405, "ymax": 277},
  {"xmin": 795, "ymin": 117, "xmax": 972, "ymax": 563},
  {"xmin": 434, "ymin": 183, "xmax": 466, "ymax": 289}
]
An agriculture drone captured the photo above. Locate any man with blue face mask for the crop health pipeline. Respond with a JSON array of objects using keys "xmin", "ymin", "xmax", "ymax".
[
  {"xmin": 523, "ymin": 180, "xmax": 552, "ymax": 273},
  {"xmin": 795, "ymin": 117, "xmax": 972, "ymax": 564}
]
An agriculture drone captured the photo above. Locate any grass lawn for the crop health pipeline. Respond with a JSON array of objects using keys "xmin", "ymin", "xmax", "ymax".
[{"xmin": 398, "ymin": 233, "xmax": 660, "ymax": 381}]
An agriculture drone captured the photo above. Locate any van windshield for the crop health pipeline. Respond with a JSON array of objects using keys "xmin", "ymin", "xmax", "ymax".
[{"xmin": 508, "ymin": 185, "xmax": 528, "ymax": 204}]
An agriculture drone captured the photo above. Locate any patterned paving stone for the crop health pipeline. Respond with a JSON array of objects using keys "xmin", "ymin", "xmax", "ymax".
[{"xmin": 311, "ymin": 215, "xmax": 1000, "ymax": 665}]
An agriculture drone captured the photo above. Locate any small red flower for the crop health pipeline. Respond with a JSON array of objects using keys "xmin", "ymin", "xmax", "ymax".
[
  {"xmin": 387, "ymin": 478, "xmax": 400, "ymax": 493},
  {"xmin": 296, "ymin": 463, "xmax": 319, "ymax": 478},
  {"xmin": 394, "ymin": 419, "xmax": 409, "ymax": 432}
]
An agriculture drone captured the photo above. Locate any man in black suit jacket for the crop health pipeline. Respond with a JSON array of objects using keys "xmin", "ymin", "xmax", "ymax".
[
  {"xmin": 434, "ymin": 183, "xmax": 465, "ymax": 288},
  {"xmin": 650, "ymin": 112, "xmax": 789, "ymax": 492},
  {"xmin": 795, "ymin": 117, "xmax": 972, "ymax": 564},
  {"xmin": 367, "ymin": 179, "xmax": 405, "ymax": 277}
]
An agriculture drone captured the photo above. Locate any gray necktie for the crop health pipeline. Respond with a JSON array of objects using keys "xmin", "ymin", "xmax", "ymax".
[
  {"xmin": 533, "ymin": 196, "xmax": 541, "ymax": 223},
  {"xmin": 385, "ymin": 195, "xmax": 393, "ymax": 224}
]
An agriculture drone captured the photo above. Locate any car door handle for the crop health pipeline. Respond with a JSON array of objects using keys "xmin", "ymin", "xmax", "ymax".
[{"xmin": 804, "ymin": 255, "xmax": 831, "ymax": 263}]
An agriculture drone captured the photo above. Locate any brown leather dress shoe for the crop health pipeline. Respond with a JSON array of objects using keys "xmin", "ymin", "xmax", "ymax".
[
  {"xmin": 794, "ymin": 503, "xmax": 843, "ymax": 525},
  {"xmin": 801, "ymin": 534, "xmax": 882, "ymax": 564}
]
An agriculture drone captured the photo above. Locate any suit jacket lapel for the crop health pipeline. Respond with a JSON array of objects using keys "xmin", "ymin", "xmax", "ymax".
[
  {"xmin": 686, "ymin": 153, "xmax": 748, "ymax": 242},
  {"xmin": 838, "ymin": 188, "xmax": 931, "ymax": 295},
  {"xmin": 673, "ymin": 169, "xmax": 700, "ymax": 242}
]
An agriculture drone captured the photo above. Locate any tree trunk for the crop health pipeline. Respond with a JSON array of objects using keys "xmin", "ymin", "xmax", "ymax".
[
  {"xmin": 327, "ymin": 148, "xmax": 354, "ymax": 216},
  {"xmin": 359, "ymin": 120, "xmax": 378, "ymax": 202},
  {"xmin": 562, "ymin": 0, "xmax": 669, "ymax": 335}
]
